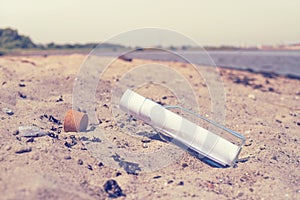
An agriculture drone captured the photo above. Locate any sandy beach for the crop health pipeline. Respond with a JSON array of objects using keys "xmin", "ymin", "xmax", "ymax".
[{"xmin": 0, "ymin": 54, "xmax": 299, "ymax": 199}]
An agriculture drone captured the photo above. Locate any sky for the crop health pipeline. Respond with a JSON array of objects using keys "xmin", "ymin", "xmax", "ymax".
[{"xmin": 0, "ymin": 0, "xmax": 299, "ymax": 46}]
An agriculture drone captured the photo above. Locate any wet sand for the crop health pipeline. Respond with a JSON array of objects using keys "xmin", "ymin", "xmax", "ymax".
[{"xmin": 0, "ymin": 54, "xmax": 299, "ymax": 199}]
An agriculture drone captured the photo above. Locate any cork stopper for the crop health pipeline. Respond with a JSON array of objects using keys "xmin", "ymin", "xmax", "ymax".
[{"xmin": 64, "ymin": 110, "xmax": 88, "ymax": 132}]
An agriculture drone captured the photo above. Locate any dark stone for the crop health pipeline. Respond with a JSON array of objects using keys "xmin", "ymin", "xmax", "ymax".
[
  {"xmin": 156, "ymin": 101, "xmax": 166, "ymax": 106},
  {"xmin": 26, "ymin": 138, "xmax": 34, "ymax": 143},
  {"xmin": 78, "ymin": 159, "xmax": 83, "ymax": 165},
  {"xmin": 178, "ymin": 181, "xmax": 184, "ymax": 186},
  {"xmin": 49, "ymin": 115, "xmax": 62, "ymax": 125},
  {"xmin": 64, "ymin": 156, "xmax": 72, "ymax": 160},
  {"xmin": 50, "ymin": 126, "xmax": 57, "ymax": 131},
  {"xmin": 103, "ymin": 179, "xmax": 126, "ymax": 198},
  {"xmin": 87, "ymin": 164, "xmax": 93, "ymax": 170},
  {"xmin": 15, "ymin": 147, "xmax": 32, "ymax": 154},
  {"xmin": 253, "ymin": 84, "xmax": 262, "ymax": 89},
  {"xmin": 268, "ymin": 87, "xmax": 275, "ymax": 92},
  {"xmin": 4, "ymin": 109, "xmax": 14, "ymax": 115},
  {"xmin": 18, "ymin": 92, "xmax": 27, "ymax": 99},
  {"xmin": 56, "ymin": 95, "xmax": 63, "ymax": 102},
  {"xmin": 116, "ymin": 172, "xmax": 122, "ymax": 177},
  {"xmin": 13, "ymin": 130, "xmax": 19, "ymax": 135},
  {"xmin": 19, "ymin": 83, "xmax": 26, "ymax": 87},
  {"xmin": 98, "ymin": 162, "xmax": 104, "ymax": 167},
  {"xmin": 153, "ymin": 175, "xmax": 162, "ymax": 179},
  {"xmin": 182, "ymin": 163, "xmax": 188, "ymax": 168},
  {"xmin": 141, "ymin": 138, "xmax": 151, "ymax": 143}
]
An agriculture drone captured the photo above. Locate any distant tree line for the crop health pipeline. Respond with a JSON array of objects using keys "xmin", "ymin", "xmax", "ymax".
[
  {"xmin": 0, "ymin": 28, "xmax": 36, "ymax": 49},
  {"xmin": 0, "ymin": 28, "xmax": 126, "ymax": 51}
]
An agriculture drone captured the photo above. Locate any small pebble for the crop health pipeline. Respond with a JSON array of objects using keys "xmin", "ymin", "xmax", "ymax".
[
  {"xmin": 56, "ymin": 95, "xmax": 63, "ymax": 102},
  {"xmin": 15, "ymin": 147, "xmax": 32, "ymax": 154},
  {"xmin": 26, "ymin": 138, "xmax": 34, "ymax": 143},
  {"xmin": 78, "ymin": 159, "xmax": 83, "ymax": 165},
  {"xmin": 18, "ymin": 91, "xmax": 27, "ymax": 99},
  {"xmin": 87, "ymin": 164, "xmax": 93, "ymax": 170},
  {"xmin": 64, "ymin": 156, "xmax": 72, "ymax": 160},
  {"xmin": 19, "ymin": 83, "xmax": 26, "ymax": 87},
  {"xmin": 182, "ymin": 163, "xmax": 188, "ymax": 168},
  {"xmin": 178, "ymin": 181, "xmax": 184, "ymax": 186},
  {"xmin": 103, "ymin": 179, "xmax": 126, "ymax": 198},
  {"xmin": 142, "ymin": 143, "xmax": 148, "ymax": 148},
  {"xmin": 2, "ymin": 108, "xmax": 14, "ymax": 116},
  {"xmin": 116, "ymin": 172, "xmax": 122, "ymax": 177}
]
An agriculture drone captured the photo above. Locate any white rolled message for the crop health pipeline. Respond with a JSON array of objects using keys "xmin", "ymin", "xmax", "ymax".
[{"xmin": 119, "ymin": 89, "xmax": 241, "ymax": 166}]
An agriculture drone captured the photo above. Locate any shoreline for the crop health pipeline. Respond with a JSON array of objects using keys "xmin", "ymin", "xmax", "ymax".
[{"xmin": 2, "ymin": 49, "xmax": 300, "ymax": 81}]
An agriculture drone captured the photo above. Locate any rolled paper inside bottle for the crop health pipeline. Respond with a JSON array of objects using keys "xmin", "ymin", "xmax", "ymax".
[{"xmin": 119, "ymin": 89, "xmax": 241, "ymax": 166}]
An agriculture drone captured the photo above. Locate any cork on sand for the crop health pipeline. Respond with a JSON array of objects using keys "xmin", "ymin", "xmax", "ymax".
[{"xmin": 64, "ymin": 110, "xmax": 88, "ymax": 132}]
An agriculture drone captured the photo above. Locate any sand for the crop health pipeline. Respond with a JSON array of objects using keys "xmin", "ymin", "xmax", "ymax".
[{"xmin": 0, "ymin": 54, "xmax": 299, "ymax": 199}]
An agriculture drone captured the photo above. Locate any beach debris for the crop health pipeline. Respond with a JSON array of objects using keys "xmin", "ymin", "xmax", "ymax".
[
  {"xmin": 18, "ymin": 126, "xmax": 47, "ymax": 137},
  {"xmin": 15, "ymin": 147, "xmax": 32, "ymax": 154},
  {"xmin": 103, "ymin": 179, "xmax": 126, "ymax": 198},
  {"xmin": 64, "ymin": 110, "xmax": 88, "ymax": 132},
  {"xmin": 2, "ymin": 108, "xmax": 14, "ymax": 115},
  {"xmin": 119, "ymin": 89, "xmax": 245, "ymax": 167},
  {"xmin": 18, "ymin": 91, "xmax": 27, "ymax": 99},
  {"xmin": 112, "ymin": 154, "xmax": 141, "ymax": 175}
]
